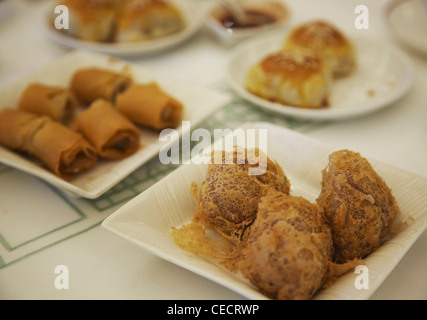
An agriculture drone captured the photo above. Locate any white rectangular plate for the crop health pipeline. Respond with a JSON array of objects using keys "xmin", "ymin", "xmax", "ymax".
[
  {"xmin": 102, "ymin": 122, "xmax": 427, "ymax": 299},
  {"xmin": 0, "ymin": 50, "xmax": 231, "ymax": 198}
]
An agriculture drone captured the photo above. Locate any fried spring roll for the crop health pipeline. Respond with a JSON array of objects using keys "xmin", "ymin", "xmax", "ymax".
[
  {"xmin": 70, "ymin": 67, "xmax": 132, "ymax": 105},
  {"xmin": 0, "ymin": 108, "xmax": 47, "ymax": 150},
  {"xmin": 18, "ymin": 83, "xmax": 78, "ymax": 124},
  {"xmin": 116, "ymin": 82, "xmax": 183, "ymax": 130},
  {"xmin": 73, "ymin": 99, "xmax": 141, "ymax": 160},
  {"xmin": 0, "ymin": 108, "xmax": 97, "ymax": 179}
]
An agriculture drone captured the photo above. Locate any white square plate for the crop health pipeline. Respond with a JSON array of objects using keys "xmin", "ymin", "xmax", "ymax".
[
  {"xmin": 102, "ymin": 122, "xmax": 427, "ymax": 300},
  {"xmin": 0, "ymin": 50, "xmax": 231, "ymax": 198}
]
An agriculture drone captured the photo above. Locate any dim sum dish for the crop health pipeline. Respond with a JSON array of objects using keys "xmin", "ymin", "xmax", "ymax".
[
  {"xmin": 245, "ymin": 50, "xmax": 331, "ymax": 109},
  {"xmin": 116, "ymin": 82, "xmax": 183, "ymax": 130},
  {"xmin": 170, "ymin": 146, "xmax": 372, "ymax": 299},
  {"xmin": 54, "ymin": 0, "xmax": 121, "ymax": 43},
  {"xmin": 227, "ymin": 24, "xmax": 413, "ymax": 120},
  {"xmin": 51, "ymin": 0, "xmax": 185, "ymax": 43},
  {"xmin": 18, "ymin": 83, "xmax": 78, "ymax": 124},
  {"xmin": 317, "ymin": 150, "xmax": 401, "ymax": 263},
  {"xmin": 196, "ymin": 148, "xmax": 290, "ymax": 243},
  {"xmin": 116, "ymin": 0, "xmax": 185, "ymax": 42},
  {"xmin": 0, "ymin": 50, "xmax": 229, "ymax": 198},
  {"xmin": 103, "ymin": 123, "xmax": 426, "ymax": 300},
  {"xmin": 72, "ymin": 99, "xmax": 141, "ymax": 160},
  {"xmin": 284, "ymin": 20, "xmax": 357, "ymax": 78},
  {"xmin": 0, "ymin": 108, "xmax": 97, "ymax": 179},
  {"xmin": 69, "ymin": 67, "xmax": 132, "ymax": 105},
  {"xmin": 239, "ymin": 189, "xmax": 334, "ymax": 300},
  {"xmin": 244, "ymin": 20, "xmax": 353, "ymax": 110},
  {"xmin": 46, "ymin": 0, "xmax": 205, "ymax": 56}
]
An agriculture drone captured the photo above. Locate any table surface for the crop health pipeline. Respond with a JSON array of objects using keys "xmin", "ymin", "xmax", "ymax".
[{"xmin": 0, "ymin": 0, "xmax": 426, "ymax": 300}]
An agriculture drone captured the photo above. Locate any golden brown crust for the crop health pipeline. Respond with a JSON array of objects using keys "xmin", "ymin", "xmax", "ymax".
[
  {"xmin": 57, "ymin": 0, "xmax": 122, "ymax": 23},
  {"xmin": 199, "ymin": 148, "xmax": 290, "ymax": 243},
  {"xmin": 316, "ymin": 150, "xmax": 400, "ymax": 263},
  {"xmin": 72, "ymin": 99, "xmax": 141, "ymax": 160},
  {"xmin": 116, "ymin": 82, "xmax": 183, "ymax": 130},
  {"xmin": 259, "ymin": 51, "xmax": 324, "ymax": 84},
  {"xmin": 18, "ymin": 83, "xmax": 78, "ymax": 124},
  {"xmin": 245, "ymin": 50, "xmax": 331, "ymax": 109},
  {"xmin": 287, "ymin": 20, "xmax": 349, "ymax": 49},
  {"xmin": 116, "ymin": 0, "xmax": 185, "ymax": 41},
  {"xmin": 55, "ymin": 0, "xmax": 121, "ymax": 42},
  {"xmin": 284, "ymin": 20, "xmax": 356, "ymax": 78},
  {"xmin": 29, "ymin": 121, "xmax": 97, "ymax": 179},
  {"xmin": 0, "ymin": 108, "xmax": 46, "ymax": 150},
  {"xmin": 53, "ymin": 0, "xmax": 185, "ymax": 42},
  {"xmin": 0, "ymin": 109, "xmax": 97, "ymax": 179},
  {"xmin": 70, "ymin": 67, "xmax": 132, "ymax": 105},
  {"xmin": 170, "ymin": 147, "xmax": 404, "ymax": 299}
]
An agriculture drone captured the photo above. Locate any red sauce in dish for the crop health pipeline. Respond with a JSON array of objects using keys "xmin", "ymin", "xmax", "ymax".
[{"xmin": 219, "ymin": 10, "xmax": 276, "ymax": 29}]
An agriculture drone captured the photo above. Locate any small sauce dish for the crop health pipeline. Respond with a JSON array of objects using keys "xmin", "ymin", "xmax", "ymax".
[{"xmin": 206, "ymin": 0, "xmax": 290, "ymax": 45}]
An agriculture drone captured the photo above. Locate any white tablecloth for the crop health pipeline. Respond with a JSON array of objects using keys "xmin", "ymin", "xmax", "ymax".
[{"xmin": 0, "ymin": 0, "xmax": 426, "ymax": 300}]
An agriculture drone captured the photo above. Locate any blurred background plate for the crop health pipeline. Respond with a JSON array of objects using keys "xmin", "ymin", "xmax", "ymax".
[
  {"xmin": 44, "ymin": 0, "xmax": 207, "ymax": 56},
  {"xmin": 385, "ymin": 0, "xmax": 427, "ymax": 55}
]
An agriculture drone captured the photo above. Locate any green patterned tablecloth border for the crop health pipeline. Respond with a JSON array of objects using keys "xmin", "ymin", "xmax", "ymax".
[{"xmin": 88, "ymin": 84, "xmax": 325, "ymax": 211}]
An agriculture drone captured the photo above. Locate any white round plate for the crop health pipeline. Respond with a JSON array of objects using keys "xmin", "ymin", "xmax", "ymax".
[
  {"xmin": 45, "ymin": 0, "xmax": 205, "ymax": 56},
  {"xmin": 385, "ymin": 0, "xmax": 427, "ymax": 55},
  {"xmin": 226, "ymin": 32, "xmax": 414, "ymax": 121}
]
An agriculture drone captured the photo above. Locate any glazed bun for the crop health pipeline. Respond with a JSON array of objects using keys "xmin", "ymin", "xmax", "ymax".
[
  {"xmin": 115, "ymin": 0, "xmax": 185, "ymax": 42},
  {"xmin": 246, "ymin": 50, "xmax": 331, "ymax": 109},
  {"xmin": 284, "ymin": 20, "xmax": 356, "ymax": 78},
  {"xmin": 56, "ymin": 0, "xmax": 120, "ymax": 42}
]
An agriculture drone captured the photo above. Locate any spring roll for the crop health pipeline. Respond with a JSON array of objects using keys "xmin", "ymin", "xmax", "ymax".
[
  {"xmin": 116, "ymin": 82, "xmax": 183, "ymax": 130},
  {"xmin": 73, "ymin": 99, "xmax": 141, "ymax": 160},
  {"xmin": 18, "ymin": 83, "xmax": 78, "ymax": 124},
  {"xmin": 70, "ymin": 67, "xmax": 132, "ymax": 105},
  {"xmin": 0, "ymin": 108, "xmax": 97, "ymax": 179},
  {"xmin": 0, "ymin": 108, "xmax": 47, "ymax": 150}
]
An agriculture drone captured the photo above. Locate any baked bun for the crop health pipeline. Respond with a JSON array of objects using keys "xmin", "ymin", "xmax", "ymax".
[
  {"xmin": 316, "ymin": 150, "xmax": 400, "ymax": 263},
  {"xmin": 55, "ymin": 0, "xmax": 120, "ymax": 42},
  {"xmin": 115, "ymin": 0, "xmax": 185, "ymax": 42},
  {"xmin": 199, "ymin": 148, "xmax": 290, "ymax": 243},
  {"xmin": 246, "ymin": 50, "xmax": 331, "ymax": 109},
  {"xmin": 284, "ymin": 20, "xmax": 356, "ymax": 78},
  {"xmin": 239, "ymin": 189, "xmax": 333, "ymax": 300},
  {"xmin": 53, "ymin": 0, "xmax": 185, "ymax": 43}
]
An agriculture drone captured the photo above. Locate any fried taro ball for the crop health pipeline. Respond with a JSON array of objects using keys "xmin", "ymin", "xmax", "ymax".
[
  {"xmin": 317, "ymin": 149, "xmax": 400, "ymax": 263},
  {"xmin": 239, "ymin": 189, "xmax": 333, "ymax": 300},
  {"xmin": 199, "ymin": 148, "xmax": 290, "ymax": 243}
]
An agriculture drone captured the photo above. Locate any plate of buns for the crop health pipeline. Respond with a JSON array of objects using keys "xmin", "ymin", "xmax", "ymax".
[
  {"xmin": 45, "ymin": 0, "xmax": 206, "ymax": 56},
  {"xmin": 103, "ymin": 122, "xmax": 427, "ymax": 300},
  {"xmin": 0, "ymin": 50, "xmax": 231, "ymax": 198},
  {"xmin": 227, "ymin": 20, "xmax": 414, "ymax": 121}
]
